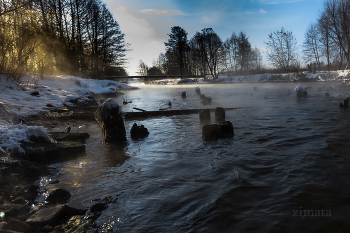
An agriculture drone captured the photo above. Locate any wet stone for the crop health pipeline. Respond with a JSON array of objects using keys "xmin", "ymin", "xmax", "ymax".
[
  {"xmin": 130, "ymin": 123, "xmax": 149, "ymax": 140},
  {"xmin": 46, "ymin": 188, "xmax": 71, "ymax": 204},
  {"xmin": 2, "ymin": 219, "xmax": 31, "ymax": 233},
  {"xmin": 90, "ymin": 202, "xmax": 108, "ymax": 213},
  {"xmin": 25, "ymin": 204, "xmax": 70, "ymax": 227}
]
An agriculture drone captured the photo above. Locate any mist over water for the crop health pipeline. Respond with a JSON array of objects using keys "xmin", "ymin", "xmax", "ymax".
[{"xmin": 44, "ymin": 82, "xmax": 350, "ymax": 232}]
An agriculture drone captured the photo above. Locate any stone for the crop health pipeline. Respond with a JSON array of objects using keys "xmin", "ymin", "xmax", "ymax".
[
  {"xmin": 2, "ymin": 219, "xmax": 31, "ymax": 233},
  {"xmin": 46, "ymin": 188, "xmax": 71, "ymax": 204},
  {"xmin": 90, "ymin": 202, "xmax": 108, "ymax": 213},
  {"xmin": 25, "ymin": 204, "xmax": 70, "ymax": 227},
  {"xmin": 215, "ymin": 107, "xmax": 225, "ymax": 122},
  {"xmin": 64, "ymin": 93, "xmax": 98, "ymax": 110},
  {"xmin": 20, "ymin": 141, "xmax": 86, "ymax": 164},
  {"xmin": 202, "ymin": 96, "xmax": 212, "ymax": 105},
  {"xmin": 13, "ymin": 197, "xmax": 26, "ymax": 204},
  {"xmin": 199, "ymin": 109, "xmax": 211, "ymax": 122},
  {"xmin": 95, "ymin": 98, "xmax": 126, "ymax": 144},
  {"xmin": 218, "ymin": 121, "xmax": 234, "ymax": 138},
  {"xmin": 202, "ymin": 124, "xmax": 220, "ymax": 141},
  {"xmin": 49, "ymin": 132, "xmax": 90, "ymax": 144},
  {"xmin": 63, "ymin": 215, "xmax": 95, "ymax": 233},
  {"xmin": 181, "ymin": 91, "xmax": 186, "ymax": 98},
  {"xmin": 30, "ymin": 91, "xmax": 40, "ymax": 96},
  {"xmin": 195, "ymin": 87, "xmax": 201, "ymax": 95},
  {"xmin": 130, "ymin": 123, "xmax": 149, "ymax": 140}
]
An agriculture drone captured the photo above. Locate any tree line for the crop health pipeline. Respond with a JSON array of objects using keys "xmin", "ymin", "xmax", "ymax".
[
  {"xmin": 138, "ymin": 26, "xmax": 263, "ymax": 79},
  {"xmin": 0, "ymin": 0, "xmax": 129, "ymax": 81},
  {"xmin": 139, "ymin": 0, "xmax": 349, "ymax": 78}
]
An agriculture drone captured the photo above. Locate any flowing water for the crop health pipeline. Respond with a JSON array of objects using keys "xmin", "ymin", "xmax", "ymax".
[{"xmin": 42, "ymin": 82, "xmax": 350, "ymax": 232}]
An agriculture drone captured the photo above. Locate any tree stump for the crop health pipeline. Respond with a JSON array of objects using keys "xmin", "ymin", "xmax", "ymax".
[
  {"xmin": 195, "ymin": 87, "xmax": 201, "ymax": 95},
  {"xmin": 302, "ymin": 91, "xmax": 307, "ymax": 97},
  {"xmin": 215, "ymin": 107, "xmax": 225, "ymax": 122},
  {"xmin": 181, "ymin": 91, "xmax": 186, "ymax": 98},
  {"xmin": 199, "ymin": 109, "xmax": 211, "ymax": 122},
  {"xmin": 95, "ymin": 99, "xmax": 126, "ymax": 143},
  {"xmin": 218, "ymin": 121, "xmax": 234, "ymax": 138},
  {"xmin": 202, "ymin": 124, "xmax": 220, "ymax": 141}
]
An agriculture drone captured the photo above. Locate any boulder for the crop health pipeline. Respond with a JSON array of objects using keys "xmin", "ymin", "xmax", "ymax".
[
  {"xmin": 199, "ymin": 109, "xmax": 211, "ymax": 122},
  {"xmin": 25, "ymin": 204, "xmax": 78, "ymax": 227},
  {"xmin": 90, "ymin": 202, "xmax": 108, "ymax": 213},
  {"xmin": 202, "ymin": 96, "xmax": 212, "ymax": 105},
  {"xmin": 215, "ymin": 107, "xmax": 225, "ymax": 122},
  {"xmin": 64, "ymin": 94, "xmax": 98, "ymax": 110},
  {"xmin": 130, "ymin": 123, "xmax": 149, "ymax": 140},
  {"xmin": 2, "ymin": 219, "xmax": 31, "ymax": 233},
  {"xmin": 30, "ymin": 91, "xmax": 40, "ymax": 96},
  {"xmin": 46, "ymin": 188, "xmax": 71, "ymax": 204},
  {"xmin": 95, "ymin": 98, "xmax": 126, "ymax": 144}
]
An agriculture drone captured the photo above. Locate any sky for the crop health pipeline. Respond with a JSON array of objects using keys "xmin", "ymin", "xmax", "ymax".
[{"xmin": 104, "ymin": 0, "xmax": 325, "ymax": 76}]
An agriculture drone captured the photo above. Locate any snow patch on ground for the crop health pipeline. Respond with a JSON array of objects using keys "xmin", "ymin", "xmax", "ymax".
[{"xmin": 0, "ymin": 74, "xmax": 136, "ymax": 155}]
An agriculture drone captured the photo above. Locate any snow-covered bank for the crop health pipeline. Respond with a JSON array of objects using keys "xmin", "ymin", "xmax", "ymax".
[
  {"xmin": 150, "ymin": 70, "xmax": 350, "ymax": 85},
  {"xmin": 0, "ymin": 74, "xmax": 136, "ymax": 154},
  {"xmin": 0, "ymin": 74, "xmax": 136, "ymax": 118}
]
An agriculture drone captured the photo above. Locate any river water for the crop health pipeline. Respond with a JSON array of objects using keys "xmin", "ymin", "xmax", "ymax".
[{"xmin": 44, "ymin": 82, "xmax": 350, "ymax": 232}]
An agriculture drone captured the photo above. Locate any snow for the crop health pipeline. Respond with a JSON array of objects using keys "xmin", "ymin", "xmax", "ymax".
[
  {"xmin": 295, "ymin": 84, "xmax": 302, "ymax": 92},
  {"xmin": 0, "ymin": 74, "xmax": 136, "ymax": 119},
  {"xmin": 101, "ymin": 98, "xmax": 124, "ymax": 114},
  {"xmin": 0, "ymin": 120, "xmax": 49, "ymax": 154},
  {"xmin": 0, "ymin": 74, "xmax": 136, "ymax": 155}
]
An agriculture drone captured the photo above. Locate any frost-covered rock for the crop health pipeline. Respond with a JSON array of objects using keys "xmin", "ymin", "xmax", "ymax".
[
  {"xmin": 95, "ymin": 99, "xmax": 126, "ymax": 143},
  {"xmin": 63, "ymin": 93, "xmax": 98, "ymax": 108},
  {"xmin": 0, "ymin": 122, "xmax": 51, "ymax": 154}
]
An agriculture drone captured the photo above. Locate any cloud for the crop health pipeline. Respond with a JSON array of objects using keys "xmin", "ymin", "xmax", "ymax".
[
  {"xmin": 260, "ymin": 9, "xmax": 267, "ymax": 14},
  {"xmin": 258, "ymin": 0, "xmax": 304, "ymax": 4},
  {"xmin": 108, "ymin": 5, "xmax": 167, "ymax": 75},
  {"xmin": 137, "ymin": 9, "xmax": 186, "ymax": 16}
]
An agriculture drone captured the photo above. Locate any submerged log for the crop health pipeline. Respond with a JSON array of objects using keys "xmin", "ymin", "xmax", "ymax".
[
  {"xmin": 95, "ymin": 98, "xmax": 126, "ymax": 143},
  {"xmin": 124, "ymin": 108, "xmax": 239, "ymax": 120}
]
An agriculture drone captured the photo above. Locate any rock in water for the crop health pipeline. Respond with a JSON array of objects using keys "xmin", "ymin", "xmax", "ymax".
[
  {"xmin": 95, "ymin": 98, "xmax": 126, "ymax": 143},
  {"xmin": 130, "ymin": 123, "xmax": 149, "ymax": 140},
  {"xmin": 181, "ymin": 91, "xmax": 186, "ymax": 98},
  {"xmin": 295, "ymin": 84, "xmax": 303, "ymax": 98},
  {"xmin": 195, "ymin": 86, "xmax": 201, "ymax": 94},
  {"xmin": 215, "ymin": 107, "xmax": 225, "ymax": 122},
  {"xmin": 302, "ymin": 90, "xmax": 308, "ymax": 97}
]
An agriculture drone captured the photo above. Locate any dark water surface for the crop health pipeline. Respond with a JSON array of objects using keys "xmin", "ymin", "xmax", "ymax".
[{"xmin": 45, "ymin": 83, "xmax": 350, "ymax": 232}]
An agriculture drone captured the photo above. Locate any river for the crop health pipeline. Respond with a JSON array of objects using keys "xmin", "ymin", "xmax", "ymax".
[{"xmin": 41, "ymin": 82, "xmax": 350, "ymax": 232}]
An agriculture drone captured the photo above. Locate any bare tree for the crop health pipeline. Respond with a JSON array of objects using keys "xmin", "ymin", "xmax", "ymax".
[
  {"xmin": 265, "ymin": 27, "xmax": 299, "ymax": 71},
  {"xmin": 303, "ymin": 23, "xmax": 322, "ymax": 70}
]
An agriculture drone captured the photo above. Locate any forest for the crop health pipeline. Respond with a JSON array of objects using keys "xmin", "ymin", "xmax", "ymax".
[
  {"xmin": 1, "ymin": 0, "xmax": 349, "ymax": 81},
  {"xmin": 0, "ymin": 0, "xmax": 128, "ymax": 81}
]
